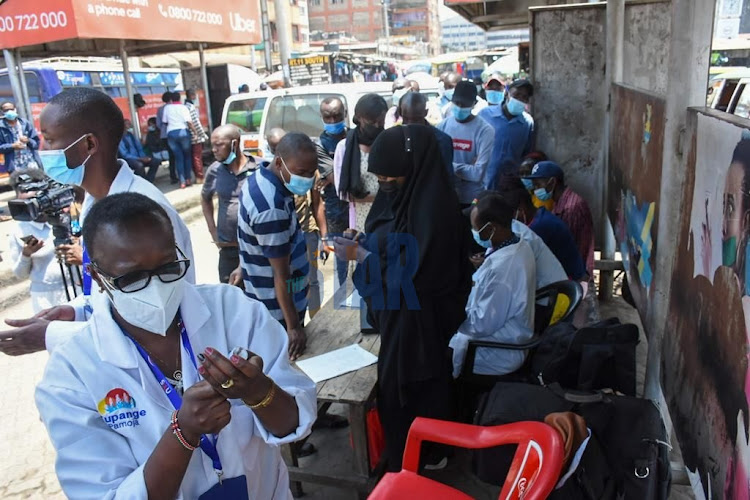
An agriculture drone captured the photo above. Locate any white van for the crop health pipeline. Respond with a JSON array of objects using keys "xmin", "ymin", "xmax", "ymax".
[{"xmin": 220, "ymin": 82, "xmax": 439, "ymax": 158}]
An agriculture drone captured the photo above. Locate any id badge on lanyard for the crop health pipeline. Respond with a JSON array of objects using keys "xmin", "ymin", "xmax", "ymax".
[
  {"xmin": 81, "ymin": 245, "xmax": 93, "ymax": 317},
  {"xmin": 124, "ymin": 315, "xmax": 247, "ymax": 496}
]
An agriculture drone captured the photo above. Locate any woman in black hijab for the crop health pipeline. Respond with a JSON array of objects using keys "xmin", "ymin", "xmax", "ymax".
[
  {"xmin": 335, "ymin": 125, "xmax": 473, "ymax": 471},
  {"xmin": 334, "ymin": 93, "xmax": 389, "ymax": 231}
]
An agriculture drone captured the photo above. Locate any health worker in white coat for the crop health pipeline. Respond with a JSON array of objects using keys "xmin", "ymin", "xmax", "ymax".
[
  {"xmin": 450, "ymin": 193, "xmax": 537, "ymax": 377},
  {"xmin": 0, "ymin": 88, "xmax": 195, "ymax": 357},
  {"xmin": 36, "ymin": 193, "xmax": 316, "ymax": 500}
]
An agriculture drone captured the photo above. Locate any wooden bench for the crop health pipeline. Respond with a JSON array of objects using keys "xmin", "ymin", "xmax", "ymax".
[{"xmin": 282, "ymin": 291, "xmax": 381, "ymax": 498}]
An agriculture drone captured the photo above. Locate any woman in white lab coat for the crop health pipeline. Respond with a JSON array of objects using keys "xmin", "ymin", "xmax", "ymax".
[
  {"xmin": 35, "ymin": 192, "xmax": 317, "ymax": 500},
  {"xmin": 450, "ymin": 193, "xmax": 537, "ymax": 377}
]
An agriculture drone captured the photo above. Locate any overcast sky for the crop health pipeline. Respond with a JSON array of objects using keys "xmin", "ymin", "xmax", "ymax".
[{"xmin": 439, "ymin": 2, "xmax": 461, "ymax": 21}]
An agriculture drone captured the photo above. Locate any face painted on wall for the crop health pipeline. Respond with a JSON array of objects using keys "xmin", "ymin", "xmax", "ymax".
[{"xmin": 723, "ymin": 161, "xmax": 749, "ymax": 268}]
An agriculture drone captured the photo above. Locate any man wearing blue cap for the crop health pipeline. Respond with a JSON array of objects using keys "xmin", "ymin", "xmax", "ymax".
[
  {"xmin": 524, "ymin": 160, "xmax": 595, "ymax": 276},
  {"xmin": 479, "ymin": 79, "xmax": 535, "ymax": 191}
]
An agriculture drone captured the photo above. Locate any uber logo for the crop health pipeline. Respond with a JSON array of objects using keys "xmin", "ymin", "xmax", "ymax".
[{"xmin": 230, "ymin": 12, "xmax": 256, "ymax": 33}]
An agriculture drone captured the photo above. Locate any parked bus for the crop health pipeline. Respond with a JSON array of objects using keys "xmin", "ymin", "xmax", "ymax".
[{"xmin": 0, "ymin": 57, "xmax": 195, "ymax": 134}]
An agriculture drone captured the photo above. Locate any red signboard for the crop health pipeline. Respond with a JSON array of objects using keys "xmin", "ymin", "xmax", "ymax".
[
  {"xmin": 0, "ymin": 1, "xmax": 78, "ymax": 48},
  {"xmin": 0, "ymin": 0, "xmax": 261, "ymax": 49}
]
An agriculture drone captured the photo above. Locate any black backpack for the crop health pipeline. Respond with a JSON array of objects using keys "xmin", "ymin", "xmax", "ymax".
[
  {"xmin": 473, "ymin": 382, "xmax": 671, "ymax": 500},
  {"xmin": 530, "ymin": 318, "xmax": 639, "ymax": 396}
]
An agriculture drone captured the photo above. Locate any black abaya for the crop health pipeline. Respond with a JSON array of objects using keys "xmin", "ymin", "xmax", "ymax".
[{"xmin": 352, "ymin": 125, "xmax": 473, "ymax": 470}]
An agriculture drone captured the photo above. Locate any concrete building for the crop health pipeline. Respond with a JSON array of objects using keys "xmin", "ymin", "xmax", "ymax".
[
  {"xmin": 267, "ymin": 0, "xmax": 311, "ymax": 52},
  {"xmin": 308, "ymin": 0, "xmax": 440, "ymax": 54},
  {"xmin": 390, "ymin": 0, "xmax": 442, "ymax": 55},
  {"xmin": 307, "ymin": 0, "xmax": 386, "ymax": 43},
  {"xmin": 441, "ymin": 15, "xmax": 529, "ymax": 52}
]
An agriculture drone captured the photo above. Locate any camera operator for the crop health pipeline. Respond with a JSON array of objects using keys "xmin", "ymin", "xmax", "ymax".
[
  {"xmin": 7, "ymin": 169, "xmax": 73, "ymax": 312},
  {"xmin": 0, "ymin": 88, "xmax": 195, "ymax": 357}
]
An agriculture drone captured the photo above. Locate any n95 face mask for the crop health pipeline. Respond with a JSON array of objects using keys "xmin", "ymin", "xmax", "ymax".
[{"xmin": 104, "ymin": 278, "xmax": 185, "ymax": 335}]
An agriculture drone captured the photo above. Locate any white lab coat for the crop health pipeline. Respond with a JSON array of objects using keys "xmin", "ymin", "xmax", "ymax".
[
  {"xmin": 512, "ymin": 220, "xmax": 567, "ymax": 289},
  {"xmin": 36, "ymin": 283, "xmax": 317, "ymax": 500},
  {"xmin": 45, "ymin": 161, "xmax": 196, "ymax": 352},
  {"xmin": 450, "ymin": 239, "xmax": 536, "ymax": 377}
]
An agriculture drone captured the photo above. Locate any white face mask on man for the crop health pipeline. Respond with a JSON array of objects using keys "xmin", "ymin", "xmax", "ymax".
[{"xmin": 102, "ymin": 278, "xmax": 185, "ymax": 335}]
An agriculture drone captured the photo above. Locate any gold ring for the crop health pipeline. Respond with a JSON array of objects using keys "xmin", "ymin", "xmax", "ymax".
[{"xmin": 221, "ymin": 379, "xmax": 235, "ymax": 389}]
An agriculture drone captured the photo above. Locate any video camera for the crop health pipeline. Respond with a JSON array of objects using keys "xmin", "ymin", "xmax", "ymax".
[
  {"xmin": 7, "ymin": 174, "xmax": 77, "ymax": 246},
  {"xmin": 8, "ymin": 174, "xmax": 75, "ymax": 222}
]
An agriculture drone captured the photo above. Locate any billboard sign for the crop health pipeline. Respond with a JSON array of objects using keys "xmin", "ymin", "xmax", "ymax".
[{"xmin": 0, "ymin": 0, "xmax": 261, "ymax": 49}]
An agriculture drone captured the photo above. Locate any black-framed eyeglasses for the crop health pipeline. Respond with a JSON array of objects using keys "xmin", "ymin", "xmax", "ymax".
[{"xmin": 94, "ymin": 246, "xmax": 191, "ymax": 293}]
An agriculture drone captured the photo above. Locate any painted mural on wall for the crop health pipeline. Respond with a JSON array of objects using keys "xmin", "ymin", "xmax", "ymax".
[
  {"xmin": 664, "ymin": 111, "xmax": 750, "ymax": 498},
  {"xmin": 608, "ymin": 84, "xmax": 665, "ymax": 315},
  {"xmin": 616, "ymin": 191, "xmax": 655, "ymax": 292}
]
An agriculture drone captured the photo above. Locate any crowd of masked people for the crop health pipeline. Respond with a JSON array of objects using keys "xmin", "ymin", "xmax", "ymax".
[
  {"xmin": 119, "ymin": 89, "xmax": 208, "ymax": 188},
  {"xmin": 0, "ymin": 74, "xmax": 596, "ymax": 497}
]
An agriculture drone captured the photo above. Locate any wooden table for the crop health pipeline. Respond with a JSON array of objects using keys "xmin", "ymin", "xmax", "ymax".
[{"xmin": 282, "ymin": 295, "xmax": 381, "ymax": 498}]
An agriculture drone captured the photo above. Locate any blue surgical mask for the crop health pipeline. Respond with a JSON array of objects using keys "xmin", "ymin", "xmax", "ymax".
[
  {"xmin": 4, "ymin": 110, "xmax": 18, "ymax": 121},
  {"xmin": 444, "ymin": 89, "xmax": 455, "ymax": 101},
  {"xmin": 222, "ymin": 140, "xmax": 237, "ymax": 165},
  {"xmin": 324, "ymin": 121, "xmax": 346, "ymax": 135},
  {"xmin": 521, "ymin": 178, "xmax": 534, "ymax": 191},
  {"xmin": 452, "ymin": 106, "xmax": 472, "ymax": 121},
  {"xmin": 486, "ymin": 90, "xmax": 504, "ymax": 105},
  {"xmin": 507, "ymin": 97, "xmax": 527, "ymax": 116},
  {"xmin": 472, "ymin": 222, "xmax": 495, "ymax": 249},
  {"xmin": 280, "ymin": 156, "xmax": 314, "ymax": 195},
  {"xmin": 39, "ymin": 134, "xmax": 90, "ymax": 186},
  {"xmin": 534, "ymin": 187, "xmax": 552, "ymax": 202},
  {"xmin": 148, "ymin": 125, "xmax": 156, "ymax": 132}
]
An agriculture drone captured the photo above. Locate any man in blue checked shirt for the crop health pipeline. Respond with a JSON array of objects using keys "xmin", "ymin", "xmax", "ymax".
[
  {"xmin": 478, "ymin": 79, "xmax": 535, "ymax": 191},
  {"xmin": 235, "ymin": 132, "xmax": 319, "ymax": 361}
]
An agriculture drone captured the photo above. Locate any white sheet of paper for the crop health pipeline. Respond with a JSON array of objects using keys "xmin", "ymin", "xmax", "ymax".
[
  {"xmin": 339, "ymin": 289, "xmax": 363, "ymax": 309},
  {"xmin": 296, "ymin": 344, "xmax": 378, "ymax": 383}
]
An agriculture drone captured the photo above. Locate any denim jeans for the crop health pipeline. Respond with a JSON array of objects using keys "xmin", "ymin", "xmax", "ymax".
[{"xmin": 167, "ymin": 129, "xmax": 192, "ymax": 183}]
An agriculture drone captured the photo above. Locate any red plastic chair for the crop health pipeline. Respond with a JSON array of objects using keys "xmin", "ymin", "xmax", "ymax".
[{"xmin": 368, "ymin": 418, "xmax": 564, "ymax": 500}]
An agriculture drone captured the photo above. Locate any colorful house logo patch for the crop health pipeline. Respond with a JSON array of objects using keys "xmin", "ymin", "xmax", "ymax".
[{"xmin": 98, "ymin": 388, "xmax": 147, "ymax": 429}]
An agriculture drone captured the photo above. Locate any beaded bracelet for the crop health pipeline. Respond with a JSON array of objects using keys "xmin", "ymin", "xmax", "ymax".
[
  {"xmin": 171, "ymin": 410, "xmax": 199, "ymax": 451},
  {"xmin": 245, "ymin": 381, "xmax": 276, "ymax": 410}
]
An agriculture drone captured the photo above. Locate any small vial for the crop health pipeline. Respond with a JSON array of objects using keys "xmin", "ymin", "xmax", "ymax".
[{"xmin": 230, "ymin": 346, "xmax": 251, "ymax": 360}]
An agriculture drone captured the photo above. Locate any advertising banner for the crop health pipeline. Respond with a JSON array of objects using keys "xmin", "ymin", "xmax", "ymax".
[{"xmin": 0, "ymin": 0, "xmax": 261, "ymax": 49}]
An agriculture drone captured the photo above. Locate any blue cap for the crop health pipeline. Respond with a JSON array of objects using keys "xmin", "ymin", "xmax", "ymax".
[{"xmin": 523, "ymin": 160, "xmax": 563, "ymax": 180}]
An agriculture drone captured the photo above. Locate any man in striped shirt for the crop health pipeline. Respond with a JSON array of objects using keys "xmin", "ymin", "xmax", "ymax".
[{"xmin": 237, "ymin": 132, "xmax": 319, "ymax": 360}]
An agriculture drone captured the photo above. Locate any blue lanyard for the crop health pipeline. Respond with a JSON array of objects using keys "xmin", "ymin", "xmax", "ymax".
[
  {"xmin": 82, "ymin": 245, "xmax": 92, "ymax": 296},
  {"xmin": 125, "ymin": 317, "xmax": 224, "ymax": 480}
]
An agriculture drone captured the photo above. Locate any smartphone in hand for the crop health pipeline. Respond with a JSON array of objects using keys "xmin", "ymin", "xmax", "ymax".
[{"xmin": 20, "ymin": 235, "xmax": 37, "ymax": 245}]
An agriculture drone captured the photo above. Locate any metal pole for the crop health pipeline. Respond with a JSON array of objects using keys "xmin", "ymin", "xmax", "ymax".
[
  {"xmin": 15, "ymin": 49, "xmax": 32, "ymax": 122},
  {"xmin": 599, "ymin": 0, "xmax": 625, "ymax": 302},
  {"xmin": 119, "ymin": 41, "xmax": 141, "ymax": 141},
  {"xmin": 274, "ymin": 0, "xmax": 292, "ymax": 86},
  {"xmin": 382, "ymin": 0, "xmax": 390, "ymax": 58},
  {"xmin": 259, "ymin": 0, "xmax": 273, "ymax": 73},
  {"xmin": 3, "ymin": 50, "xmax": 27, "ymax": 120},
  {"xmin": 198, "ymin": 43, "xmax": 214, "ymax": 132}
]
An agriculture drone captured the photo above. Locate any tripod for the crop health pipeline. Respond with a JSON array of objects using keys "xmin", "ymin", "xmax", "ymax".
[
  {"xmin": 55, "ymin": 251, "xmax": 83, "ymax": 302},
  {"xmin": 51, "ymin": 215, "xmax": 83, "ymax": 302}
]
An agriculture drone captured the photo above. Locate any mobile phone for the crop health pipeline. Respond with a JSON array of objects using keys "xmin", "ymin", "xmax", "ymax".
[{"xmin": 20, "ymin": 235, "xmax": 36, "ymax": 244}]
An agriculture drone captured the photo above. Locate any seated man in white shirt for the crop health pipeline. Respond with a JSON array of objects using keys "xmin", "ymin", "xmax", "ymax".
[
  {"xmin": 0, "ymin": 87, "xmax": 194, "ymax": 356},
  {"xmin": 450, "ymin": 192, "xmax": 536, "ymax": 377}
]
